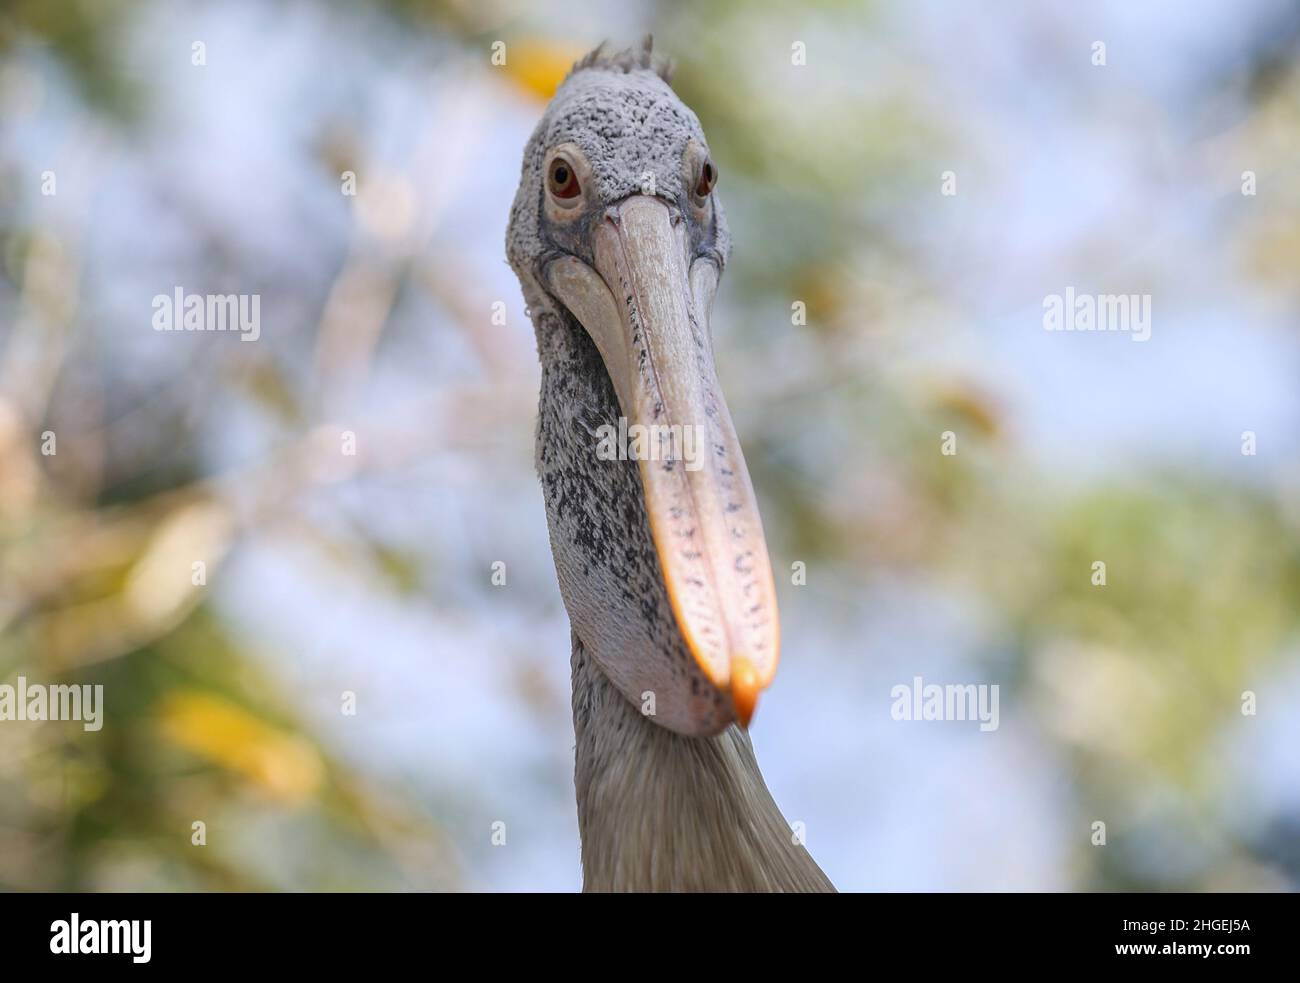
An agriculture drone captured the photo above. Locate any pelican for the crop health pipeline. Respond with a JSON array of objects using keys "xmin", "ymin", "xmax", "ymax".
[{"xmin": 507, "ymin": 38, "xmax": 834, "ymax": 892}]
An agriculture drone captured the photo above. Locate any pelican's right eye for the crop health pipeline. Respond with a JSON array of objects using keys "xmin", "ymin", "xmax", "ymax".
[{"xmin": 548, "ymin": 158, "xmax": 581, "ymax": 200}]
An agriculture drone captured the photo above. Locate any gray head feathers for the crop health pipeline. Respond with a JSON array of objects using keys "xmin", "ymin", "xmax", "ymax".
[
  {"xmin": 506, "ymin": 38, "xmax": 728, "ymax": 325},
  {"xmin": 566, "ymin": 35, "xmax": 674, "ymax": 86}
]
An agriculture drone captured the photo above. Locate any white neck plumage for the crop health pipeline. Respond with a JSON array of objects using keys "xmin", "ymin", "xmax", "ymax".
[{"xmin": 569, "ymin": 634, "xmax": 835, "ymax": 892}]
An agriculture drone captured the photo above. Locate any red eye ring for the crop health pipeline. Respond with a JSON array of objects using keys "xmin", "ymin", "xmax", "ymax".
[
  {"xmin": 695, "ymin": 158, "xmax": 717, "ymax": 198},
  {"xmin": 548, "ymin": 158, "xmax": 581, "ymax": 199}
]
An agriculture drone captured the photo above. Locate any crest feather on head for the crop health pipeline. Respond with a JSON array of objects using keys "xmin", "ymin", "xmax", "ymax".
[{"xmin": 566, "ymin": 35, "xmax": 674, "ymax": 85}]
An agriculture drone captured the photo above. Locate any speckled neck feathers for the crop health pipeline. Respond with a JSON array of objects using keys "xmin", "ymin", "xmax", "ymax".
[{"xmin": 536, "ymin": 306, "xmax": 831, "ymax": 892}]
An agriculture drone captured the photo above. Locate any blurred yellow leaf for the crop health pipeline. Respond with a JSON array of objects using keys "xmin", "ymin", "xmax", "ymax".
[
  {"xmin": 500, "ymin": 39, "xmax": 582, "ymax": 101},
  {"xmin": 931, "ymin": 382, "xmax": 1002, "ymax": 439},
  {"xmin": 157, "ymin": 691, "xmax": 324, "ymax": 803}
]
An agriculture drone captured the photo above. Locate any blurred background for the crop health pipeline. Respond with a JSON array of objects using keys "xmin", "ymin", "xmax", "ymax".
[{"xmin": 1, "ymin": 0, "xmax": 1298, "ymax": 891}]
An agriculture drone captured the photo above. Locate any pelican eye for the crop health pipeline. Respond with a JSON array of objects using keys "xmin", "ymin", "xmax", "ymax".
[
  {"xmin": 548, "ymin": 158, "xmax": 581, "ymax": 199},
  {"xmin": 694, "ymin": 159, "xmax": 717, "ymax": 198}
]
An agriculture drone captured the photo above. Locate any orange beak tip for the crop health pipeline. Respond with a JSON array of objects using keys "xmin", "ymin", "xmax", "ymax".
[{"xmin": 730, "ymin": 656, "xmax": 760, "ymax": 728}]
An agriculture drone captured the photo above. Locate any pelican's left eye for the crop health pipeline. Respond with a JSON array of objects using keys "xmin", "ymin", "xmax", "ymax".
[
  {"xmin": 694, "ymin": 158, "xmax": 717, "ymax": 198},
  {"xmin": 548, "ymin": 158, "xmax": 581, "ymax": 199}
]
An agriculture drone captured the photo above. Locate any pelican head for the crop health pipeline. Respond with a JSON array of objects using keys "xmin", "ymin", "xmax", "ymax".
[{"xmin": 507, "ymin": 39, "xmax": 779, "ymax": 737}]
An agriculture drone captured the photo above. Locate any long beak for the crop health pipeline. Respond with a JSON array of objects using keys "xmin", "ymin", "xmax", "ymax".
[{"xmin": 546, "ymin": 195, "xmax": 779, "ymax": 726}]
